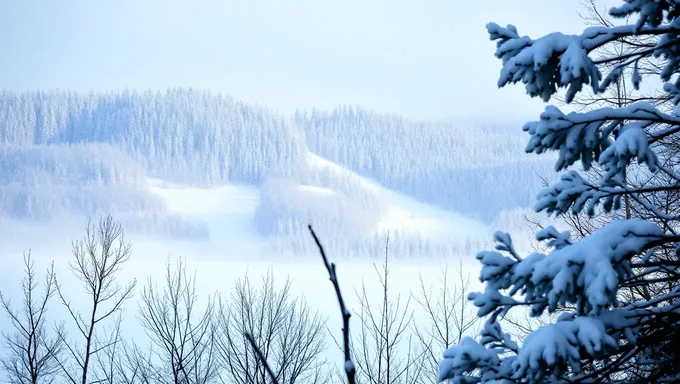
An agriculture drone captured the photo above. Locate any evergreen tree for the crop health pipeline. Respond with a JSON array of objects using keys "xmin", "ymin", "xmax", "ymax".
[{"xmin": 439, "ymin": 2, "xmax": 680, "ymax": 382}]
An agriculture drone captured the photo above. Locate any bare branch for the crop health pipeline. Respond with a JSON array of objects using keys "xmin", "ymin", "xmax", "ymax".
[{"xmin": 308, "ymin": 225, "xmax": 356, "ymax": 384}]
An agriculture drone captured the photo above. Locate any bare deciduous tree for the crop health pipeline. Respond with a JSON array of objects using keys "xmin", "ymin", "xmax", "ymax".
[
  {"xmin": 136, "ymin": 257, "xmax": 218, "ymax": 384},
  {"xmin": 54, "ymin": 216, "xmax": 137, "ymax": 384},
  {"xmin": 0, "ymin": 253, "xmax": 63, "ymax": 384},
  {"xmin": 112, "ymin": 341, "xmax": 155, "ymax": 384},
  {"xmin": 351, "ymin": 236, "xmax": 425, "ymax": 384},
  {"xmin": 216, "ymin": 270, "xmax": 328, "ymax": 384},
  {"xmin": 91, "ymin": 316, "xmax": 134, "ymax": 384},
  {"xmin": 0, "ymin": 220, "xmax": 494, "ymax": 384},
  {"xmin": 413, "ymin": 263, "xmax": 480, "ymax": 379}
]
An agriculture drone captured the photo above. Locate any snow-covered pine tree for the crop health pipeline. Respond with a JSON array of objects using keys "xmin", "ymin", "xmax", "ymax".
[{"xmin": 439, "ymin": 1, "xmax": 680, "ymax": 383}]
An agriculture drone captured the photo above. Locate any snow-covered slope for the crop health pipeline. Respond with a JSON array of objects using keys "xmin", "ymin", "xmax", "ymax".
[
  {"xmin": 306, "ymin": 153, "xmax": 489, "ymax": 243},
  {"xmin": 146, "ymin": 179, "xmax": 265, "ymax": 255},
  {"xmin": 144, "ymin": 154, "xmax": 490, "ymax": 258}
]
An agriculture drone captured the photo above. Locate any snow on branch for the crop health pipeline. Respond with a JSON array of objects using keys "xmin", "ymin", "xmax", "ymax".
[
  {"xmin": 522, "ymin": 102, "xmax": 675, "ymax": 174},
  {"xmin": 439, "ymin": 220, "xmax": 672, "ymax": 383},
  {"xmin": 488, "ymin": 23, "xmax": 601, "ymax": 103},
  {"xmin": 608, "ymin": 0, "xmax": 679, "ymax": 31},
  {"xmin": 514, "ymin": 315, "xmax": 617, "ymax": 381},
  {"xmin": 534, "ymin": 170, "xmax": 622, "ymax": 216},
  {"xmin": 446, "ymin": 2, "xmax": 680, "ymax": 383},
  {"xmin": 437, "ymin": 336, "xmax": 504, "ymax": 383},
  {"xmin": 488, "ymin": 9, "xmax": 680, "ymax": 104},
  {"xmin": 471, "ymin": 220, "xmax": 664, "ymax": 318}
]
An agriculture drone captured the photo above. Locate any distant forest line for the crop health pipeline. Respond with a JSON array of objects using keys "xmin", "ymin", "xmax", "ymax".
[{"xmin": 0, "ymin": 89, "xmax": 556, "ymax": 256}]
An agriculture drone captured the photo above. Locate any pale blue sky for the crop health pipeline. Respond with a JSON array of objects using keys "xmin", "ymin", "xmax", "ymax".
[{"xmin": 1, "ymin": 0, "xmax": 592, "ymax": 124}]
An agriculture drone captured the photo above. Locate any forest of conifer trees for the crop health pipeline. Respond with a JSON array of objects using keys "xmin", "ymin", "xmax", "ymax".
[{"xmin": 0, "ymin": 89, "xmax": 556, "ymax": 256}]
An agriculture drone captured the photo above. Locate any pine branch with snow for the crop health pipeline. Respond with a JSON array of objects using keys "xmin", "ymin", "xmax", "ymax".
[{"xmin": 440, "ymin": 1, "xmax": 680, "ymax": 382}]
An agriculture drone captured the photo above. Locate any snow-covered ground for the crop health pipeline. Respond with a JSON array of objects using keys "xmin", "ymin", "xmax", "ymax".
[
  {"xmin": 142, "ymin": 154, "xmax": 490, "ymax": 256},
  {"xmin": 308, "ymin": 153, "xmax": 490, "ymax": 242},
  {"xmin": 0, "ymin": 153, "xmax": 491, "ymax": 261},
  {"xmin": 146, "ymin": 179, "xmax": 266, "ymax": 256}
]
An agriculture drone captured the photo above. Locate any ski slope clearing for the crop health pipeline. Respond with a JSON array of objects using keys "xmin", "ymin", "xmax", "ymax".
[
  {"xmin": 306, "ymin": 153, "xmax": 490, "ymax": 243},
  {"xmin": 143, "ymin": 155, "xmax": 491, "ymax": 256},
  {"xmin": 146, "ymin": 179, "xmax": 265, "ymax": 255},
  {"xmin": 147, "ymin": 179, "xmax": 260, "ymax": 215}
]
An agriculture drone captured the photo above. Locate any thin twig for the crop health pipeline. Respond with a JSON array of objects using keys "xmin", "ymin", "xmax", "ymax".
[
  {"xmin": 308, "ymin": 225, "xmax": 357, "ymax": 384},
  {"xmin": 244, "ymin": 332, "xmax": 280, "ymax": 384}
]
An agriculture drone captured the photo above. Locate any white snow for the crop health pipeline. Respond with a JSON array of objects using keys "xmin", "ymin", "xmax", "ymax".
[
  {"xmin": 147, "ymin": 178, "xmax": 260, "ymax": 215},
  {"xmin": 0, "ymin": 153, "xmax": 492, "ymax": 379},
  {"xmin": 146, "ymin": 179, "xmax": 265, "ymax": 255},
  {"xmin": 372, "ymin": 186, "xmax": 489, "ymax": 243},
  {"xmin": 296, "ymin": 185, "xmax": 336, "ymax": 195},
  {"xmin": 306, "ymin": 153, "xmax": 490, "ymax": 243},
  {"xmin": 143, "ymin": 154, "xmax": 490, "ymax": 254}
]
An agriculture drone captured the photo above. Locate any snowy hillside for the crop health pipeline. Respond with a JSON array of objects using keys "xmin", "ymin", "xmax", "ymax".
[
  {"xmin": 0, "ymin": 89, "xmax": 552, "ymax": 258},
  {"xmin": 307, "ymin": 154, "xmax": 489, "ymax": 244},
  {"xmin": 143, "ymin": 153, "xmax": 491, "ymax": 259}
]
